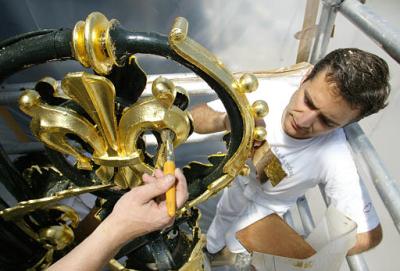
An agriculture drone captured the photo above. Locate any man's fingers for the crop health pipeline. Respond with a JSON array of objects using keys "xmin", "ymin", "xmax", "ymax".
[
  {"xmin": 142, "ymin": 173, "xmax": 156, "ymax": 184},
  {"xmin": 134, "ymin": 175, "xmax": 175, "ymax": 203},
  {"xmin": 154, "ymin": 168, "xmax": 164, "ymax": 178},
  {"xmin": 175, "ymin": 168, "xmax": 188, "ymax": 208}
]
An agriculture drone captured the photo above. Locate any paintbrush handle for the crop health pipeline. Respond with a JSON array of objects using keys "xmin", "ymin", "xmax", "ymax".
[{"xmin": 164, "ymin": 160, "xmax": 176, "ymax": 217}]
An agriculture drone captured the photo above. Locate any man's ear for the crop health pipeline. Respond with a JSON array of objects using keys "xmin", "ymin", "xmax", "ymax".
[{"xmin": 300, "ymin": 67, "xmax": 313, "ymax": 85}]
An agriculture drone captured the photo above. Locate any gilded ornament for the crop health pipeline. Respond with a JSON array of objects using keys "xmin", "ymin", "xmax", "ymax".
[
  {"xmin": 168, "ymin": 16, "xmax": 257, "ymax": 207},
  {"xmin": 151, "ymin": 76, "xmax": 176, "ymax": 108},
  {"xmin": 170, "ymin": 17, "xmax": 189, "ymax": 42},
  {"xmin": 72, "ymin": 12, "xmax": 119, "ymax": 75},
  {"xmin": 239, "ymin": 73, "xmax": 259, "ymax": 93},
  {"xmin": 254, "ymin": 126, "xmax": 267, "ymax": 141},
  {"xmin": 19, "ymin": 71, "xmax": 192, "ymax": 189},
  {"xmin": 265, "ymin": 155, "xmax": 287, "ymax": 186},
  {"xmin": 252, "ymin": 100, "xmax": 269, "ymax": 119}
]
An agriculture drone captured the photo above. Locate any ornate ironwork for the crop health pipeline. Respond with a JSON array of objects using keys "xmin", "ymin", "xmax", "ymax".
[{"xmin": 0, "ymin": 11, "xmax": 273, "ymax": 270}]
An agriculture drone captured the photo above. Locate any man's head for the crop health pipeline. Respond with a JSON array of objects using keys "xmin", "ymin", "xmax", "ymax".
[{"xmin": 282, "ymin": 48, "xmax": 390, "ymax": 139}]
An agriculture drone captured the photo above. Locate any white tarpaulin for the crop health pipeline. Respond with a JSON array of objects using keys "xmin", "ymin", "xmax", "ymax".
[{"xmin": 252, "ymin": 206, "xmax": 357, "ymax": 271}]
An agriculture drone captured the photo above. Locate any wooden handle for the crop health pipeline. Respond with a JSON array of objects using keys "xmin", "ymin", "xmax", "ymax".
[{"xmin": 164, "ymin": 160, "xmax": 176, "ymax": 217}]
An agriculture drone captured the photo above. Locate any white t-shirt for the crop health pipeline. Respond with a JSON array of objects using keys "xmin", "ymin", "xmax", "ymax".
[{"xmin": 208, "ymin": 72, "xmax": 379, "ymax": 233}]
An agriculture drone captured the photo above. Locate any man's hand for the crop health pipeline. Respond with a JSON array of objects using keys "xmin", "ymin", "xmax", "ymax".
[
  {"xmin": 191, "ymin": 104, "xmax": 229, "ymax": 134},
  {"xmin": 101, "ymin": 168, "xmax": 188, "ymax": 246},
  {"xmin": 48, "ymin": 169, "xmax": 188, "ymax": 271}
]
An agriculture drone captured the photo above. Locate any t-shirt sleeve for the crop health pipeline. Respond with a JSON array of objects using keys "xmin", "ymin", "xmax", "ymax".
[
  {"xmin": 207, "ymin": 99, "xmax": 225, "ymax": 112},
  {"xmin": 321, "ymin": 131, "xmax": 380, "ymax": 233}
]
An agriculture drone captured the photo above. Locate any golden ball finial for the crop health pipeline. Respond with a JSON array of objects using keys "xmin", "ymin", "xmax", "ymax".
[
  {"xmin": 19, "ymin": 90, "xmax": 41, "ymax": 114},
  {"xmin": 239, "ymin": 73, "xmax": 258, "ymax": 93},
  {"xmin": 252, "ymin": 100, "xmax": 269, "ymax": 119},
  {"xmin": 152, "ymin": 76, "xmax": 176, "ymax": 108},
  {"xmin": 254, "ymin": 126, "xmax": 267, "ymax": 142}
]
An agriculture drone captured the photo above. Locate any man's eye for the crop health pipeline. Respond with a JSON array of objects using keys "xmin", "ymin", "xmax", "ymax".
[
  {"xmin": 321, "ymin": 118, "xmax": 336, "ymax": 128},
  {"xmin": 304, "ymin": 96, "xmax": 311, "ymax": 107}
]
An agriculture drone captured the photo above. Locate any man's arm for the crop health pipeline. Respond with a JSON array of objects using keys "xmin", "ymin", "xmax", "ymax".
[
  {"xmin": 48, "ymin": 169, "xmax": 188, "ymax": 271},
  {"xmin": 190, "ymin": 103, "xmax": 229, "ymax": 134},
  {"xmin": 347, "ymin": 224, "xmax": 382, "ymax": 255}
]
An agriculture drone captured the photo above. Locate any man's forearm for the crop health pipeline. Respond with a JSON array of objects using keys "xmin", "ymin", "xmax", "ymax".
[
  {"xmin": 48, "ymin": 216, "xmax": 132, "ymax": 271},
  {"xmin": 347, "ymin": 224, "xmax": 382, "ymax": 255},
  {"xmin": 191, "ymin": 103, "xmax": 229, "ymax": 134}
]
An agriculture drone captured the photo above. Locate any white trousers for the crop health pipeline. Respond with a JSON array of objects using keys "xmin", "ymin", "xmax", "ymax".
[{"xmin": 206, "ymin": 180, "xmax": 274, "ymax": 253}]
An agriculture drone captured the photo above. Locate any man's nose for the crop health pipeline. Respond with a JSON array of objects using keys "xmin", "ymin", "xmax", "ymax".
[{"xmin": 296, "ymin": 110, "xmax": 318, "ymax": 128}]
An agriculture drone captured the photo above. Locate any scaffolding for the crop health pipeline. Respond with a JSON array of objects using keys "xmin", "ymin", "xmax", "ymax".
[{"xmin": 296, "ymin": 0, "xmax": 400, "ymax": 270}]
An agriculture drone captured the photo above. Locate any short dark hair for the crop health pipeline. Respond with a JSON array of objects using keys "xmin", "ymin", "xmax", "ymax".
[{"xmin": 306, "ymin": 48, "xmax": 390, "ymax": 119}]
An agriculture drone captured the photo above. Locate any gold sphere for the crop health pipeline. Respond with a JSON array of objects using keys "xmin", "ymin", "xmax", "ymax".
[
  {"xmin": 254, "ymin": 126, "xmax": 267, "ymax": 142},
  {"xmin": 19, "ymin": 90, "xmax": 41, "ymax": 113},
  {"xmin": 239, "ymin": 73, "xmax": 258, "ymax": 93},
  {"xmin": 252, "ymin": 100, "xmax": 269, "ymax": 118}
]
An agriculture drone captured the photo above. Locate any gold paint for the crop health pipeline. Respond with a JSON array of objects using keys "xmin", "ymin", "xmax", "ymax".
[
  {"xmin": 108, "ymin": 259, "xmax": 131, "ymax": 271},
  {"xmin": 179, "ymin": 234, "xmax": 207, "ymax": 271},
  {"xmin": 12, "ymin": 204, "xmax": 80, "ymax": 269},
  {"xmin": 39, "ymin": 225, "xmax": 74, "ymax": 250},
  {"xmin": 252, "ymin": 100, "xmax": 269, "ymax": 119},
  {"xmin": 119, "ymin": 96, "xmax": 191, "ymax": 159},
  {"xmin": 95, "ymin": 166, "xmax": 115, "ymax": 183},
  {"xmin": 21, "ymin": 71, "xmax": 191, "ymax": 189},
  {"xmin": 50, "ymin": 205, "xmax": 80, "ymax": 228},
  {"xmin": 293, "ymin": 261, "xmax": 313, "ymax": 268},
  {"xmin": 85, "ymin": 12, "xmax": 113, "ymax": 74},
  {"xmin": 151, "ymin": 76, "xmax": 176, "ymax": 108},
  {"xmin": 0, "ymin": 184, "xmax": 113, "ymax": 221},
  {"xmin": 62, "ymin": 72, "xmax": 119, "ymax": 153},
  {"xmin": 169, "ymin": 16, "xmax": 256, "ymax": 207},
  {"xmin": 170, "ymin": 17, "xmax": 189, "ymax": 42},
  {"xmin": 105, "ymin": 19, "xmax": 122, "ymax": 67},
  {"xmin": 254, "ymin": 126, "xmax": 267, "ymax": 142},
  {"xmin": 265, "ymin": 155, "xmax": 287, "ymax": 186},
  {"xmin": 239, "ymin": 73, "xmax": 259, "ymax": 93},
  {"xmin": 182, "ymin": 174, "xmax": 232, "ymax": 211},
  {"xmin": 72, "ymin": 20, "xmax": 90, "ymax": 67},
  {"xmin": 19, "ymin": 89, "xmax": 107, "ymax": 170},
  {"xmin": 72, "ymin": 12, "xmax": 119, "ymax": 75},
  {"xmin": 114, "ymin": 166, "xmax": 142, "ymax": 189}
]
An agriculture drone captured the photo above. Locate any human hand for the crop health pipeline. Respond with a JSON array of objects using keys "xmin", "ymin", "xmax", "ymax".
[
  {"xmin": 100, "ymin": 168, "xmax": 188, "ymax": 246},
  {"xmin": 251, "ymin": 140, "xmax": 270, "ymax": 183}
]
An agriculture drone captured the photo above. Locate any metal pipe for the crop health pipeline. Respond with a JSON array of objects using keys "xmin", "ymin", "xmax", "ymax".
[
  {"xmin": 310, "ymin": 0, "xmax": 342, "ymax": 64},
  {"xmin": 0, "ymin": 91, "xmax": 22, "ymax": 105},
  {"xmin": 319, "ymin": 185, "xmax": 370, "ymax": 271},
  {"xmin": 344, "ymin": 123, "xmax": 400, "ymax": 234},
  {"xmin": 3, "ymin": 142, "xmax": 44, "ymax": 154},
  {"xmin": 296, "ymin": 196, "xmax": 315, "ymax": 235},
  {"xmin": 339, "ymin": 0, "xmax": 400, "ymax": 64},
  {"xmin": 283, "ymin": 210, "xmax": 296, "ymax": 230},
  {"xmin": 347, "ymin": 254, "xmax": 370, "ymax": 271}
]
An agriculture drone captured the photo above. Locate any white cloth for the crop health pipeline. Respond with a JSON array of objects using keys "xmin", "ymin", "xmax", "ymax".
[{"xmin": 206, "ymin": 72, "xmax": 379, "ymax": 253}]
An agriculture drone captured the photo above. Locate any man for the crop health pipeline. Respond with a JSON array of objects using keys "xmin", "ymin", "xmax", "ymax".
[
  {"xmin": 48, "ymin": 168, "xmax": 188, "ymax": 271},
  {"xmin": 191, "ymin": 48, "xmax": 390, "ymax": 257}
]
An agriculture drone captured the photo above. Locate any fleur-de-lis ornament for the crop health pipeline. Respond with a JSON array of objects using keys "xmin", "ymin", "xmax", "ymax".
[{"xmin": 19, "ymin": 72, "xmax": 192, "ymax": 189}]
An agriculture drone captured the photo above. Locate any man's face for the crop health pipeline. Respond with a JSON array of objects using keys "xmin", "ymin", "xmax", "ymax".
[{"xmin": 282, "ymin": 69, "xmax": 361, "ymax": 139}]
